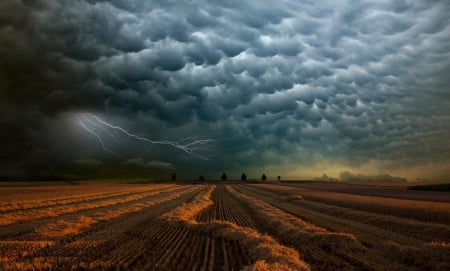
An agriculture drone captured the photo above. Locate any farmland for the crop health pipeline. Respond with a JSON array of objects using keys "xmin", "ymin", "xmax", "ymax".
[{"xmin": 0, "ymin": 182, "xmax": 449, "ymax": 270}]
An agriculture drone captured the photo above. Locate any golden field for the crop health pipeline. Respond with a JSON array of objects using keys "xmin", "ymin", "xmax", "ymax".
[{"xmin": 0, "ymin": 182, "xmax": 449, "ymax": 270}]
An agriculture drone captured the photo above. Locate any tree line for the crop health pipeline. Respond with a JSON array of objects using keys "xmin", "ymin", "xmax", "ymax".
[{"xmin": 170, "ymin": 173, "xmax": 282, "ymax": 182}]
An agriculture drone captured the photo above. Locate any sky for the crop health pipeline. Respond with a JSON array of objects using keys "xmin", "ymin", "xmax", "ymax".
[{"xmin": 0, "ymin": 0, "xmax": 449, "ymax": 181}]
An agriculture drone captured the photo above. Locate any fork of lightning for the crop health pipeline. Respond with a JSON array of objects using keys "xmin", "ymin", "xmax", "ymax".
[{"xmin": 77, "ymin": 113, "xmax": 213, "ymax": 160}]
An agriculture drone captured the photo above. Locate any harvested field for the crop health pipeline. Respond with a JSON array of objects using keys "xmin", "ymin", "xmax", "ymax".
[{"xmin": 0, "ymin": 182, "xmax": 449, "ymax": 270}]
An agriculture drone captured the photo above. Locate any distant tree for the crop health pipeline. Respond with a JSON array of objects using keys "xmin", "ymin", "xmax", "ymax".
[
  {"xmin": 277, "ymin": 176, "xmax": 281, "ymax": 181},
  {"xmin": 241, "ymin": 173, "xmax": 247, "ymax": 181},
  {"xmin": 261, "ymin": 174, "xmax": 267, "ymax": 181},
  {"xmin": 198, "ymin": 175, "xmax": 205, "ymax": 181},
  {"xmin": 221, "ymin": 172, "xmax": 227, "ymax": 181},
  {"xmin": 171, "ymin": 173, "xmax": 177, "ymax": 182}
]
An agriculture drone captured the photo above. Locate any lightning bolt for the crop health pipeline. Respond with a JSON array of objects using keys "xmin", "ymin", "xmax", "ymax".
[
  {"xmin": 78, "ymin": 117, "xmax": 120, "ymax": 157},
  {"xmin": 77, "ymin": 113, "xmax": 213, "ymax": 159},
  {"xmin": 82, "ymin": 115, "xmax": 122, "ymax": 143}
]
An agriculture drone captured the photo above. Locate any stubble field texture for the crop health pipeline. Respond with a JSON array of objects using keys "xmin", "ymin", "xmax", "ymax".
[{"xmin": 0, "ymin": 182, "xmax": 449, "ymax": 271}]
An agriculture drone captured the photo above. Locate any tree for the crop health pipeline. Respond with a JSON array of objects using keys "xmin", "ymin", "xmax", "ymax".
[
  {"xmin": 261, "ymin": 174, "xmax": 267, "ymax": 181},
  {"xmin": 241, "ymin": 173, "xmax": 247, "ymax": 181},
  {"xmin": 171, "ymin": 173, "xmax": 177, "ymax": 182},
  {"xmin": 221, "ymin": 172, "xmax": 227, "ymax": 181}
]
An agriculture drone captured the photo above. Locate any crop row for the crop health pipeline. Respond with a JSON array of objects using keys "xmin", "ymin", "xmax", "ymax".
[
  {"xmin": 0, "ymin": 185, "xmax": 204, "ymax": 269},
  {"xmin": 0, "ymin": 185, "xmax": 180, "ymax": 226},
  {"xmin": 252, "ymin": 183, "xmax": 450, "ymax": 224},
  {"xmin": 159, "ymin": 184, "xmax": 310, "ymax": 271},
  {"xmin": 0, "ymin": 185, "xmax": 192, "ymax": 241},
  {"xmin": 245, "ymin": 184, "xmax": 450, "ymax": 243},
  {"xmin": 229, "ymin": 185, "xmax": 374, "ymax": 270},
  {"xmin": 0, "ymin": 184, "xmax": 173, "ymax": 212},
  {"xmin": 8, "ymin": 183, "xmax": 444, "ymax": 270},
  {"xmin": 195, "ymin": 185, "xmax": 256, "ymax": 228},
  {"xmin": 235, "ymin": 184, "xmax": 450, "ymax": 271},
  {"xmin": 1, "ymin": 185, "xmax": 254, "ymax": 271}
]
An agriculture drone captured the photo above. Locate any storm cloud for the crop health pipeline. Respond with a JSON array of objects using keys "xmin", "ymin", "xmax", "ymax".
[{"xmin": 1, "ymin": 0, "xmax": 449, "ymax": 180}]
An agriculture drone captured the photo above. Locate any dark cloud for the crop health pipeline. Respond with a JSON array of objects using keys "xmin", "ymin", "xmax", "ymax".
[
  {"xmin": 74, "ymin": 159, "xmax": 103, "ymax": 166},
  {"xmin": 339, "ymin": 171, "xmax": 407, "ymax": 183},
  {"xmin": 0, "ymin": 0, "xmax": 449, "ymax": 180},
  {"xmin": 122, "ymin": 158, "xmax": 174, "ymax": 169}
]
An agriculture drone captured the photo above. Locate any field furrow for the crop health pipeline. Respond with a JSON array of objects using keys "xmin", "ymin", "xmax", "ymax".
[
  {"xmin": 195, "ymin": 185, "xmax": 256, "ymax": 228},
  {"xmin": 235, "ymin": 184, "xmax": 450, "ymax": 271},
  {"xmin": 0, "ymin": 185, "xmax": 204, "ymax": 268},
  {"xmin": 243, "ymin": 184, "xmax": 450, "ymax": 243},
  {"xmin": 0, "ymin": 185, "xmax": 175, "ymax": 213},
  {"xmin": 251, "ymin": 183, "xmax": 450, "ymax": 224},
  {"xmin": 2, "ymin": 182, "xmax": 447, "ymax": 270},
  {"xmin": 0, "ymin": 185, "xmax": 191, "ymax": 240},
  {"xmin": 157, "ymin": 184, "xmax": 308, "ymax": 270},
  {"xmin": 0, "ymin": 185, "xmax": 180, "ymax": 226}
]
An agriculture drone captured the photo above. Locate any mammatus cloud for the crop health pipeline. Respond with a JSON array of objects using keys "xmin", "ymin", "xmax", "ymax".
[{"xmin": 0, "ymin": 0, "xmax": 449, "ymax": 180}]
